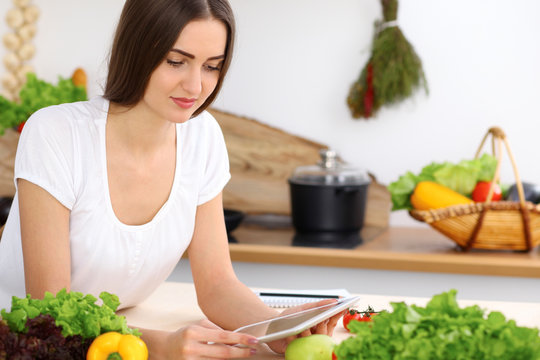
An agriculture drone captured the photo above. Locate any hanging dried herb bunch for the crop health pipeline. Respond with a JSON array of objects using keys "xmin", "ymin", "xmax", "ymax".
[{"xmin": 347, "ymin": 0, "xmax": 428, "ymax": 119}]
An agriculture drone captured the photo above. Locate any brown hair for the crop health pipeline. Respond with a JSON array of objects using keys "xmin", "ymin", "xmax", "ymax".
[{"xmin": 104, "ymin": 0, "xmax": 235, "ymax": 117}]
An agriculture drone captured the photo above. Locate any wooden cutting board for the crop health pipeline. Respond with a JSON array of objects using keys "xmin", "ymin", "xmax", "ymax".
[{"xmin": 0, "ymin": 129, "xmax": 18, "ymax": 198}]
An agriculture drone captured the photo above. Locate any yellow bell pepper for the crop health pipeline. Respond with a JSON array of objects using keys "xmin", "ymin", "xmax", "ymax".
[
  {"xmin": 410, "ymin": 181, "xmax": 473, "ymax": 210},
  {"xmin": 87, "ymin": 332, "xmax": 148, "ymax": 360}
]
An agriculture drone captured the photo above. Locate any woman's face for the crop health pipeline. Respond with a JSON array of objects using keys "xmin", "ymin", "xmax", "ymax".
[{"xmin": 142, "ymin": 18, "xmax": 227, "ymax": 123}]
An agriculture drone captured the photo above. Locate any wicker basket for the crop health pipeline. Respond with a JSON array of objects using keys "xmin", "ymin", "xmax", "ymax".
[{"xmin": 409, "ymin": 127, "xmax": 540, "ymax": 251}]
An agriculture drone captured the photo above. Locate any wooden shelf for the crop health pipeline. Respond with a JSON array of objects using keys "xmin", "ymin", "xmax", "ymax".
[{"xmin": 228, "ymin": 225, "xmax": 540, "ymax": 278}]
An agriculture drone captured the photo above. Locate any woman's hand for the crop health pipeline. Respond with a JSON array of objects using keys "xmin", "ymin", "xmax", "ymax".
[
  {"xmin": 164, "ymin": 319, "xmax": 259, "ymax": 359},
  {"xmin": 267, "ymin": 299, "xmax": 345, "ymax": 354}
]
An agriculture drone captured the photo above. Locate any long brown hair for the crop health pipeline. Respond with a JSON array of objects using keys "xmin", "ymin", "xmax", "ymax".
[{"xmin": 104, "ymin": 0, "xmax": 235, "ymax": 117}]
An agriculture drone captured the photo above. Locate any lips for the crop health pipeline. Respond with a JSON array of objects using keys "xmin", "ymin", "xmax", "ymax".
[{"xmin": 171, "ymin": 97, "xmax": 196, "ymax": 109}]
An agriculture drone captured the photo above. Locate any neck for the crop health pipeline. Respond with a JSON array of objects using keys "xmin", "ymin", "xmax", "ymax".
[{"xmin": 107, "ymin": 101, "xmax": 176, "ymax": 157}]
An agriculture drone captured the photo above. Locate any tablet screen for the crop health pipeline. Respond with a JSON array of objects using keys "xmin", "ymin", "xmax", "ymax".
[{"xmin": 234, "ymin": 296, "xmax": 360, "ymax": 343}]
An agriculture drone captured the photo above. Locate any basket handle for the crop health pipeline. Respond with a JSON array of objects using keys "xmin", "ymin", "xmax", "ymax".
[{"xmin": 474, "ymin": 127, "xmax": 526, "ymax": 205}]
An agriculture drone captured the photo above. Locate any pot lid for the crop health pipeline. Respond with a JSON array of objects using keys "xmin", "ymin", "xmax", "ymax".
[{"xmin": 289, "ymin": 149, "xmax": 370, "ymax": 186}]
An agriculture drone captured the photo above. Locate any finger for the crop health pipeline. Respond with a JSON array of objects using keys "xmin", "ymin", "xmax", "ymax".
[
  {"xmin": 184, "ymin": 326, "xmax": 258, "ymax": 348},
  {"xmin": 188, "ymin": 342, "xmax": 257, "ymax": 359},
  {"xmin": 313, "ymin": 319, "xmax": 329, "ymax": 335},
  {"xmin": 267, "ymin": 338, "xmax": 288, "ymax": 355},
  {"xmin": 209, "ymin": 330, "xmax": 259, "ymax": 347},
  {"xmin": 326, "ymin": 312, "xmax": 345, "ymax": 337},
  {"xmin": 284, "ymin": 335, "xmax": 297, "ymax": 344},
  {"xmin": 327, "ymin": 312, "xmax": 344, "ymax": 329}
]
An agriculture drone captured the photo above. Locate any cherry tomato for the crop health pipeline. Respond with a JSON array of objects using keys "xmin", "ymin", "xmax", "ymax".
[
  {"xmin": 343, "ymin": 309, "xmax": 363, "ymax": 331},
  {"xmin": 358, "ymin": 314, "xmax": 374, "ymax": 321},
  {"xmin": 17, "ymin": 121, "xmax": 26, "ymax": 133},
  {"xmin": 343, "ymin": 306, "xmax": 379, "ymax": 332},
  {"xmin": 472, "ymin": 181, "xmax": 502, "ymax": 202}
]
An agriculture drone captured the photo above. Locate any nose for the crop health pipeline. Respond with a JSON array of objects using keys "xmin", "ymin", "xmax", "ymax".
[{"xmin": 182, "ymin": 67, "xmax": 202, "ymax": 96}]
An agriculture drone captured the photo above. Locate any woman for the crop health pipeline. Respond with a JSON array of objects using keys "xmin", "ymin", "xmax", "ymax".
[{"xmin": 0, "ymin": 0, "xmax": 342, "ymax": 358}]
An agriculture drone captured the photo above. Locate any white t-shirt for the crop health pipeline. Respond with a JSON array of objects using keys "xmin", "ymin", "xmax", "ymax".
[{"xmin": 0, "ymin": 96, "xmax": 230, "ymax": 311}]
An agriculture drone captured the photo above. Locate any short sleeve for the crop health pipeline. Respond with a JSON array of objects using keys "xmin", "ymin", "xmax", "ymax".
[
  {"xmin": 14, "ymin": 106, "xmax": 77, "ymax": 210},
  {"xmin": 197, "ymin": 112, "xmax": 231, "ymax": 205}
]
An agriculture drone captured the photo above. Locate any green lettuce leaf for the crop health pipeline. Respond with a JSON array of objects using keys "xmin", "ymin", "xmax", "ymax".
[{"xmin": 0, "ymin": 288, "xmax": 140, "ymax": 338}]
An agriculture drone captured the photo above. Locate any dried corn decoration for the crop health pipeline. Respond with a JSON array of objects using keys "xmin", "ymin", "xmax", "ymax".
[
  {"xmin": 347, "ymin": 0, "xmax": 427, "ymax": 119},
  {"xmin": 2, "ymin": 0, "xmax": 39, "ymax": 101}
]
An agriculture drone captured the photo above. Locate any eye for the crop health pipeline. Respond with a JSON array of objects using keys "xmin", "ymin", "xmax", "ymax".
[
  {"xmin": 166, "ymin": 59, "xmax": 185, "ymax": 68},
  {"xmin": 204, "ymin": 63, "xmax": 222, "ymax": 72}
]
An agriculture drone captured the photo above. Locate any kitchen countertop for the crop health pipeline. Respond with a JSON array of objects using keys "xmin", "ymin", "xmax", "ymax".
[
  {"xmin": 225, "ymin": 225, "xmax": 540, "ymax": 278},
  {"xmin": 120, "ymin": 281, "xmax": 540, "ymax": 359}
]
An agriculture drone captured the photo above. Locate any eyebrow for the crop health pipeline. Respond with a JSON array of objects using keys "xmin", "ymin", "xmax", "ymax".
[{"xmin": 170, "ymin": 48, "xmax": 225, "ymax": 61}]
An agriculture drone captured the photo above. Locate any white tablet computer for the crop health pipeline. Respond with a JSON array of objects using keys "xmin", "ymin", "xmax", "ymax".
[{"xmin": 233, "ymin": 296, "xmax": 360, "ymax": 343}]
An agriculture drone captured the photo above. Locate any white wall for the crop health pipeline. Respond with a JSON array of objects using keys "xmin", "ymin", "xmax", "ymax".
[{"xmin": 1, "ymin": 0, "xmax": 539, "ymax": 226}]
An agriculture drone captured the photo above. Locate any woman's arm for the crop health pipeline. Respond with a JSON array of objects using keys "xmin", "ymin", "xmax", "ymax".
[
  {"xmin": 187, "ymin": 193, "xmax": 279, "ymax": 329},
  {"xmin": 18, "ymin": 179, "xmax": 71, "ymax": 299},
  {"xmin": 187, "ymin": 193, "xmax": 344, "ymax": 354}
]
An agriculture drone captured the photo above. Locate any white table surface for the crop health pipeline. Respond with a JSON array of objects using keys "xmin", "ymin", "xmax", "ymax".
[{"xmin": 119, "ymin": 281, "xmax": 540, "ymax": 359}]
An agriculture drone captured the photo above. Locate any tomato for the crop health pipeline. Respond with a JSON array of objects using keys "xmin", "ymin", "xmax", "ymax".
[
  {"xmin": 343, "ymin": 309, "xmax": 363, "ymax": 331},
  {"xmin": 472, "ymin": 181, "xmax": 502, "ymax": 202},
  {"xmin": 17, "ymin": 121, "xmax": 26, "ymax": 133},
  {"xmin": 343, "ymin": 306, "xmax": 378, "ymax": 332},
  {"xmin": 361, "ymin": 313, "xmax": 376, "ymax": 321},
  {"xmin": 332, "ymin": 351, "xmax": 338, "ymax": 360}
]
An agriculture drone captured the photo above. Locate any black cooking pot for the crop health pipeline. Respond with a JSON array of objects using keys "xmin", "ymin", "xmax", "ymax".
[{"xmin": 288, "ymin": 150, "xmax": 370, "ymax": 233}]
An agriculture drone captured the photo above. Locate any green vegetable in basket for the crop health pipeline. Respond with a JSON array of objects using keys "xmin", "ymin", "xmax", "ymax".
[
  {"xmin": 388, "ymin": 154, "xmax": 497, "ymax": 211},
  {"xmin": 333, "ymin": 290, "xmax": 540, "ymax": 360}
]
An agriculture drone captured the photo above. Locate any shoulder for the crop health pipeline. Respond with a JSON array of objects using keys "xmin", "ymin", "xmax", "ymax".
[
  {"xmin": 177, "ymin": 110, "xmax": 229, "ymax": 165},
  {"xmin": 21, "ymin": 97, "xmax": 107, "ymax": 147},
  {"xmin": 25, "ymin": 97, "xmax": 106, "ymax": 131},
  {"xmin": 183, "ymin": 110, "xmax": 223, "ymax": 137}
]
